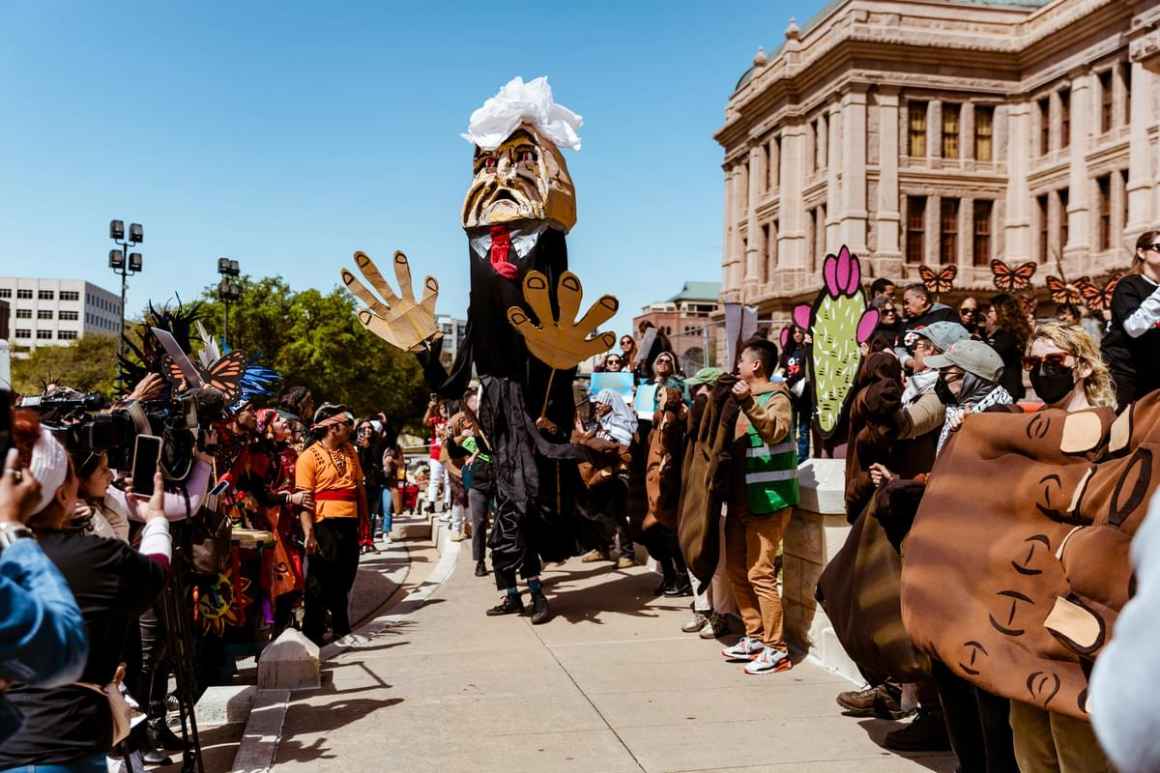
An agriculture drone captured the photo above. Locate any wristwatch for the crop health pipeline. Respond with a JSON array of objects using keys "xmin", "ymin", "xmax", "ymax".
[{"xmin": 0, "ymin": 522, "xmax": 35, "ymax": 550}]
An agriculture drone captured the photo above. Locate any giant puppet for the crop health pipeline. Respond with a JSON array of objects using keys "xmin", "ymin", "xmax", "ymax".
[{"xmin": 341, "ymin": 77, "xmax": 618, "ymax": 621}]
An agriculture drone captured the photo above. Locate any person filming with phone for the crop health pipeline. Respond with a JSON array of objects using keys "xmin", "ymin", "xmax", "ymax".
[{"xmin": 0, "ymin": 411, "xmax": 173, "ymax": 772}]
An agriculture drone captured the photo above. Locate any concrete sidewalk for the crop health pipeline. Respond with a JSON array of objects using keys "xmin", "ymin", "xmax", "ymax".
[{"xmin": 267, "ymin": 544, "xmax": 956, "ymax": 773}]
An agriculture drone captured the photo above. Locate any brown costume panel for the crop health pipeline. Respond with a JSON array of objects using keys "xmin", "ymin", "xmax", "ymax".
[
  {"xmin": 677, "ymin": 376, "xmax": 740, "ymax": 587},
  {"xmin": 644, "ymin": 387, "xmax": 687, "ymax": 532},
  {"xmin": 901, "ymin": 392, "xmax": 1160, "ymax": 719}
]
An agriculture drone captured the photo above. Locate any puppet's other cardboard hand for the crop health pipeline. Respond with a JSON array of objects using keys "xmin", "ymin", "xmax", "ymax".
[
  {"xmin": 506, "ymin": 270, "xmax": 618, "ymax": 370},
  {"xmin": 341, "ymin": 251, "xmax": 440, "ymax": 353}
]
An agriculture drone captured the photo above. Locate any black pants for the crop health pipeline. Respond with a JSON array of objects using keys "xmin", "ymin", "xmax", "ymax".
[
  {"xmin": 469, "ymin": 487, "xmax": 491, "ymax": 563},
  {"xmin": 932, "ymin": 659, "xmax": 1018, "ymax": 773},
  {"xmin": 303, "ymin": 517, "xmax": 360, "ymax": 644}
]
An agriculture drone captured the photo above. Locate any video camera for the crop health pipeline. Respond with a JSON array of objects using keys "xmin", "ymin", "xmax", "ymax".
[{"xmin": 23, "ymin": 386, "xmax": 226, "ymax": 481}]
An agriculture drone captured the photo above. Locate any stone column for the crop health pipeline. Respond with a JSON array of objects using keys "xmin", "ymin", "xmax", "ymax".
[
  {"xmin": 826, "ymin": 102, "xmax": 843, "ymax": 253},
  {"xmin": 778, "ymin": 123, "xmax": 807, "ymax": 269},
  {"xmin": 1006, "ymin": 102, "xmax": 1033, "ymax": 259},
  {"xmin": 876, "ymin": 88, "xmax": 903, "ymax": 268},
  {"xmin": 722, "ymin": 167, "xmax": 735, "ymax": 294},
  {"xmin": 926, "ymin": 194, "xmax": 941, "ymax": 265},
  {"xmin": 962, "ymin": 102, "xmax": 976, "ymax": 162},
  {"xmin": 818, "ymin": 112, "xmax": 829, "ymax": 170},
  {"xmin": 960, "ymin": 198, "xmax": 975, "ymax": 269},
  {"xmin": 1066, "ymin": 73, "xmax": 1092, "ymax": 257},
  {"xmin": 769, "ymin": 137, "xmax": 780, "ymax": 195},
  {"xmin": 927, "ymin": 100, "xmax": 941, "ymax": 162},
  {"xmin": 746, "ymin": 146, "xmax": 763, "ymax": 290},
  {"xmin": 841, "ymin": 88, "xmax": 869, "ymax": 254},
  {"xmin": 730, "ymin": 165, "xmax": 748, "ymax": 290},
  {"xmin": 1127, "ymin": 59, "xmax": 1154, "ymax": 235}
]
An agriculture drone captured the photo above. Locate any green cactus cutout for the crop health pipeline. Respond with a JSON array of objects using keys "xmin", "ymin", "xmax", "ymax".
[{"xmin": 793, "ymin": 246, "xmax": 880, "ymax": 439}]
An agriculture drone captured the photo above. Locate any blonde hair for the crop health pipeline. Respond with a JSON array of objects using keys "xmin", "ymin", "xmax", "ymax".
[{"xmin": 1029, "ymin": 323, "xmax": 1117, "ymax": 410}]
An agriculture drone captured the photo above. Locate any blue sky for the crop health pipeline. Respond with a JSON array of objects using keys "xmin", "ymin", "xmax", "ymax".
[{"xmin": 0, "ymin": 1, "xmax": 828, "ymax": 337}]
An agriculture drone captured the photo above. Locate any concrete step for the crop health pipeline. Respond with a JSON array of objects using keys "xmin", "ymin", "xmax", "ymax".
[{"xmin": 389, "ymin": 511, "xmax": 432, "ymax": 541}]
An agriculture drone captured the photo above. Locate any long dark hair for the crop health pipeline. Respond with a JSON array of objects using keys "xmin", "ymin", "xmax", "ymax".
[{"xmin": 989, "ymin": 292, "xmax": 1032, "ymax": 351}]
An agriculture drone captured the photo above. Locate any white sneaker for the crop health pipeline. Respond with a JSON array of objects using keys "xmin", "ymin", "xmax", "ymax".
[
  {"xmin": 721, "ymin": 636, "xmax": 765, "ymax": 662},
  {"xmin": 334, "ymin": 633, "xmax": 367, "ymax": 648},
  {"xmin": 744, "ymin": 646, "xmax": 792, "ymax": 675}
]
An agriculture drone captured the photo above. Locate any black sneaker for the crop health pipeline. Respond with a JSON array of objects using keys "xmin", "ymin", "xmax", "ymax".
[
  {"xmin": 147, "ymin": 717, "xmax": 189, "ymax": 752},
  {"xmin": 529, "ymin": 591, "xmax": 551, "ymax": 625},
  {"xmin": 486, "ymin": 595, "xmax": 525, "ymax": 616},
  {"xmin": 883, "ymin": 708, "xmax": 951, "ymax": 752},
  {"xmin": 474, "ymin": 560, "xmax": 488, "ymax": 577}
]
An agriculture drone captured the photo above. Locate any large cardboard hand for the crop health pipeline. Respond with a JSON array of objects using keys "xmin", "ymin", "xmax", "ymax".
[
  {"xmin": 506, "ymin": 270, "xmax": 618, "ymax": 370},
  {"xmin": 341, "ymin": 251, "xmax": 439, "ymax": 353}
]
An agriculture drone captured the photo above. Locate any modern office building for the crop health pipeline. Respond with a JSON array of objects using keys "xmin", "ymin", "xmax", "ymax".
[
  {"xmin": 436, "ymin": 315, "xmax": 469, "ymax": 370},
  {"xmin": 716, "ymin": 0, "xmax": 1160, "ymax": 323},
  {"xmin": 0, "ymin": 277, "xmax": 123, "ymax": 350}
]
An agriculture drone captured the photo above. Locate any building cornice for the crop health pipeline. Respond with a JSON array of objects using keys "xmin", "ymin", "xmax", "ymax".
[{"xmin": 716, "ymin": 0, "xmax": 1130, "ymax": 150}]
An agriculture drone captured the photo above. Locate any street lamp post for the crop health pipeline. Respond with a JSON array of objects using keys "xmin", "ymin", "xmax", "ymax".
[
  {"xmin": 108, "ymin": 219, "xmax": 143, "ymax": 384},
  {"xmin": 216, "ymin": 258, "xmax": 241, "ymax": 345}
]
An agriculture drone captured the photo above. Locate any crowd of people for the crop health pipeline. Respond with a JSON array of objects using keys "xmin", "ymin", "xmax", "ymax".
[
  {"xmin": 0, "ymin": 230, "xmax": 1156, "ymax": 771},
  {"xmin": 0, "ymin": 312, "xmax": 418, "ymax": 771}
]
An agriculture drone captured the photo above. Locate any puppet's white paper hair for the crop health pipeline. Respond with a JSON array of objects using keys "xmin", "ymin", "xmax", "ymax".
[{"xmin": 461, "ymin": 76, "xmax": 582, "ymax": 152}]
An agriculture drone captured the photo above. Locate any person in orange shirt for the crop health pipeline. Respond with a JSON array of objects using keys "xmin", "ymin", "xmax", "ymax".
[{"xmin": 295, "ymin": 404, "xmax": 368, "ymax": 647}]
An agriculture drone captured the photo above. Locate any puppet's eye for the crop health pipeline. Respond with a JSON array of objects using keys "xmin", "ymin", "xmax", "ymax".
[
  {"xmin": 517, "ymin": 149, "xmax": 537, "ymax": 164},
  {"xmin": 482, "ymin": 156, "xmax": 497, "ymax": 170}
]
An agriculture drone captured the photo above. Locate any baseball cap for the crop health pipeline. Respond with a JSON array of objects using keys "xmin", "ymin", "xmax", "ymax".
[
  {"xmin": 914, "ymin": 321, "xmax": 970, "ymax": 353},
  {"xmin": 924, "ymin": 339, "xmax": 1004, "ymax": 383},
  {"xmin": 685, "ymin": 367, "xmax": 725, "ymax": 387}
]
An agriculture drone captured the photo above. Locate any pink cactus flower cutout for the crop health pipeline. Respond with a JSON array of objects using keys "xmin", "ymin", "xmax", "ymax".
[
  {"xmin": 822, "ymin": 246, "xmax": 861, "ymax": 299},
  {"xmin": 856, "ymin": 309, "xmax": 880, "ymax": 344},
  {"xmin": 793, "ymin": 304, "xmax": 813, "ymax": 331}
]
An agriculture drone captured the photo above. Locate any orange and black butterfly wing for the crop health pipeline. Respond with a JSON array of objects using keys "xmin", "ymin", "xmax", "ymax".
[
  {"xmin": 1011, "ymin": 262, "xmax": 1038, "ymax": 291},
  {"xmin": 204, "ymin": 351, "xmax": 248, "ymax": 402},
  {"xmin": 165, "ymin": 357, "xmax": 189, "ymax": 393},
  {"xmin": 991, "ymin": 259, "xmax": 1015, "ymax": 291},
  {"xmin": 919, "ymin": 265, "xmax": 938, "ymax": 294},
  {"xmin": 936, "ymin": 264, "xmax": 958, "ymax": 294},
  {"xmin": 1076, "ymin": 279, "xmax": 1104, "ymax": 313},
  {"xmin": 1046, "ymin": 276, "xmax": 1081, "ymax": 305}
]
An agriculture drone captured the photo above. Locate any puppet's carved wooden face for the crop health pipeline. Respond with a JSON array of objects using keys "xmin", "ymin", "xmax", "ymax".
[{"xmin": 462, "ymin": 125, "xmax": 576, "ymax": 233}]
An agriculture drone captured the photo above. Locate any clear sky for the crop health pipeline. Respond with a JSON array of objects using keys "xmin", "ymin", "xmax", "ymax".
[{"xmin": 0, "ymin": 1, "xmax": 828, "ymax": 338}]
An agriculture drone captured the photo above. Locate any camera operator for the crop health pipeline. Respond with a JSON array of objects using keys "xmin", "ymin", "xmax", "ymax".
[
  {"xmin": 0, "ymin": 411, "xmax": 172, "ymax": 772},
  {"xmin": 0, "ymin": 449, "xmax": 89, "ymax": 747}
]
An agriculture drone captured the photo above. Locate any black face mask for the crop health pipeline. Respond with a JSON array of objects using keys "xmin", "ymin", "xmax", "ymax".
[
  {"xmin": 935, "ymin": 374, "xmax": 958, "ymax": 406},
  {"xmin": 1029, "ymin": 362, "xmax": 1076, "ymax": 405}
]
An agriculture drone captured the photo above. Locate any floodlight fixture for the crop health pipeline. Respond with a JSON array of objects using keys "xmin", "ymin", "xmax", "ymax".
[
  {"xmin": 128, "ymin": 252, "xmax": 143, "ymax": 272},
  {"xmin": 128, "ymin": 223, "xmax": 143, "ymax": 244},
  {"xmin": 109, "ymin": 249, "xmax": 125, "ymax": 269},
  {"xmin": 109, "ymin": 220, "xmax": 125, "ymax": 241}
]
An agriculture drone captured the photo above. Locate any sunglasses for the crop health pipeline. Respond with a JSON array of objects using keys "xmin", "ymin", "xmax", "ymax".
[
  {"xmin": 881, "ymin": 308, "xmax": 897, "ymax": 315},
  {"xmin": 960, "ymin": 309, "xmax": 976, "ymax": 315},
  {"xmin": 1148, "ymin": 244, "xmax": 1160, "ymax": 252},
  {"xmin": 1023, "ymin": 353, "xmax": 1072, "ymax": 371}
]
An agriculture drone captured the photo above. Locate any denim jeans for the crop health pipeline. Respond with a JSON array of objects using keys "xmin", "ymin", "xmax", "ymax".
[
  {"xmin": 378, "ymin": 487, "xmax": 394, "ymax": 538},
  {"xmin": 2, "ymin": 752, "xmax": 108, "ymax": 772}
]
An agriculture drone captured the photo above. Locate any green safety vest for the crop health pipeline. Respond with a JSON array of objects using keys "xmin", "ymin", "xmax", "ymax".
[{"xmin": 744, "ymin": 390, "xmax": 800, "ymax": 514}]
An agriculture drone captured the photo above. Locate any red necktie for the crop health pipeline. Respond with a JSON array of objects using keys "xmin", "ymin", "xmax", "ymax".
[{"xmin": 489, "ymin": 225, "xmax": 519, "ymax": 280}]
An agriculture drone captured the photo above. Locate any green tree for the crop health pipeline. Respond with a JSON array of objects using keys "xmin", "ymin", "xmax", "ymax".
[
  {"xmin": 198, "ymin": 276, "xmax": 428, "ymax": 420},
  {"xmin": 11, "ymin": 334, "xmax": 119, "ymax": 397}
]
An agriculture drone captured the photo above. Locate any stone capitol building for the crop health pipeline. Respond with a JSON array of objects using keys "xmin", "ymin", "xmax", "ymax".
[{"xmin": 716, "ymin": 0, "xmax": 1160, "ymax": 321}]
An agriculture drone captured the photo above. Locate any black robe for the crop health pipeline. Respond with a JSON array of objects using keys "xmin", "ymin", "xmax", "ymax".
[{"xmin": 418, "ymin": 227, "xmax": 589, "ymax": 575}]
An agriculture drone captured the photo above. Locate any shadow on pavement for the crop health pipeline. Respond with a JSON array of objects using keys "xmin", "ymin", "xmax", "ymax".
[
  {"xmin": 854, "ymin": 718, "xmax": 959, "ymax": 772},
  {"xmin": 540, "ymin": 562, "xmax": 689, "ymax": 625},
  {"xmin": 278, "ymin": 697, "xmax": 405, "ymax": 765}
]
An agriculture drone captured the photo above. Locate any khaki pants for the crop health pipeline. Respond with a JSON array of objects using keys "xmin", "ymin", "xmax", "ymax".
[
  {"xmin": 724, "ymin": 508, "xmax": 790, "ymax": 648},
  {"xmin": 1009, "ymin": 700, "xmax": 1111, "ymax": 773}
]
